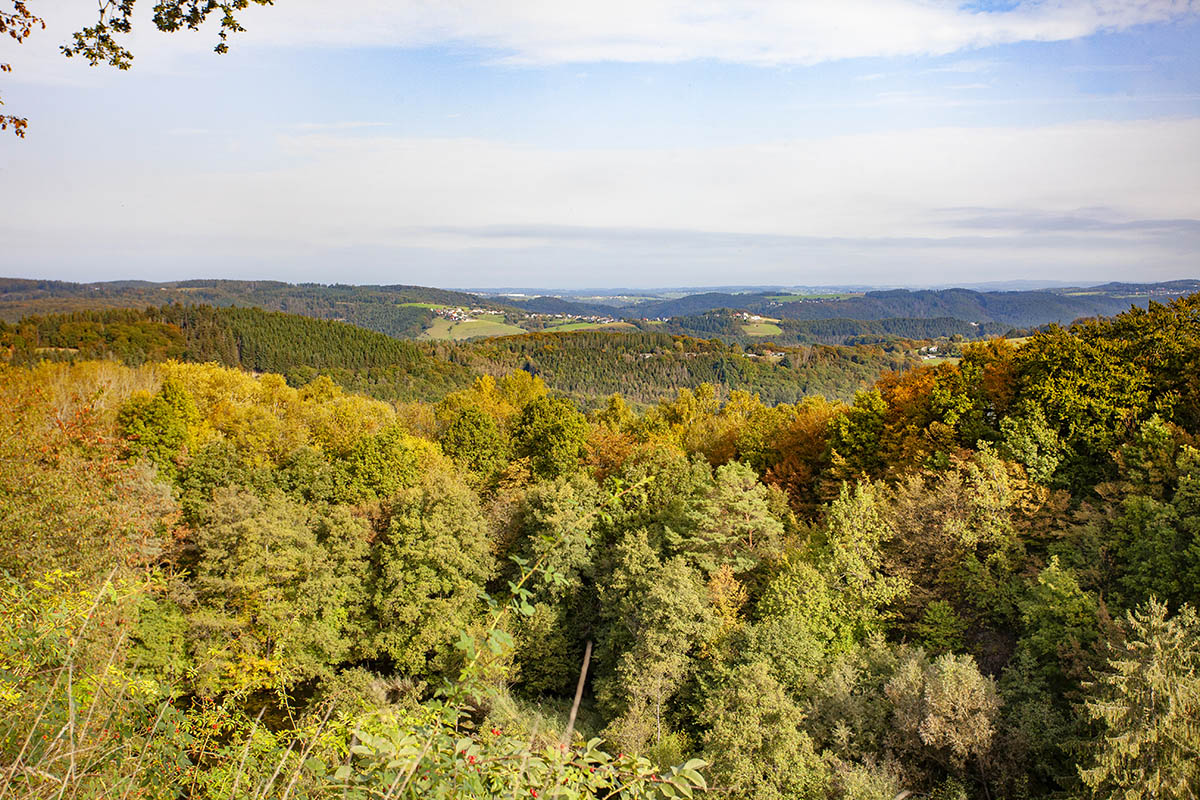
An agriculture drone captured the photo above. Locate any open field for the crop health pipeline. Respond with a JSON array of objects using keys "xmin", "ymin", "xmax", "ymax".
[
  {"xmin": 399, "ymin": 302, "xmax": 449, "ymax": 309},
  {"xmin": 742, "ymin": 321, "xmax": 783, "ymax": 336},
  {"xmin": 421, "ymin": 314, "xmax": 527, "ymax": 340},
  {"xmin": 543, "ymin": 321, "xmax": 637, "ymax": 333}
]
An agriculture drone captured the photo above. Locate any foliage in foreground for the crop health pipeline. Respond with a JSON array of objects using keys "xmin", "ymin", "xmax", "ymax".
[{"xmin": 5, "ymin": 295, "xmax": 1200, "ymax": 798}]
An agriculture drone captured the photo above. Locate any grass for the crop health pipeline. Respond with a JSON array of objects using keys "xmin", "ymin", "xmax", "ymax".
[
  {"xmin": 398, "ymin": 302, "xmax": 449, "ymax": 309},
  {"xmin": 421, "ymin": 315, "xmax": 528, "ymax": 341},
  {"xmin": 741, "ymin": 322, "xmax": 782, "ymax": 337}
]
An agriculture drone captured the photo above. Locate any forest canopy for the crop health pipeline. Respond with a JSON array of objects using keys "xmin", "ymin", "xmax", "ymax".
[{"xmin": 3, "ymin": 295, "xmax": 1200, "ymax": 798}]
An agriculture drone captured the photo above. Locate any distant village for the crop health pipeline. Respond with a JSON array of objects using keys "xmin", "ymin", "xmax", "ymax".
[
  {"xmin": 431, "ymin": 306, "xmax": 619, "ymax": 326},
  {"xmin": 431, "ymin": 306, "xmax": 491, "ymax": 322}
]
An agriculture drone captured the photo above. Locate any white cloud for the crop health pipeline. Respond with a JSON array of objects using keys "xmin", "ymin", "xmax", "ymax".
[
  {"xmin": 6, "ymin": 0, "xmax": 1196, "ymax": 82},
  {"xmin": 3, "ymin": 117, "xmax": 1198, "ymax": 285},
  {"xmin": 230, "ymin": 0, "xmax": 1198, "ymax": 65}
]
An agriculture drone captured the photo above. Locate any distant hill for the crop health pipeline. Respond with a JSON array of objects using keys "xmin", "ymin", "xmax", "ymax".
[
  {"xmin": 0, "ymin": 305, "xmax": 474, "ymax": 402},
  {"xmin": 2, "ymin": 303, "xmax": 918, "ymax": 407},
  {"xmin": 651, "ymin": 312, "xmax": 1010, "ymax": 345},
  {"xmin": 455, "ymin": 330, "xmax": 917, "ymax": 407},
  {"xmin": 502, "ymin": 295, "xmax": 617, "ymax": 316},
  {"xmin": 625, "ymin": 292, "xmax": 763, "ymax": 318},
  {"xmin": 617, "ymin": 283, "xmax": 1200, "ymax": 327},
  {"xmin": 0, "ymin": 279, "xmax": 512, "ymax": 339},
  {"xmin": 4, "ymin": 277, "xmax": 1197, "ymax": 347}
]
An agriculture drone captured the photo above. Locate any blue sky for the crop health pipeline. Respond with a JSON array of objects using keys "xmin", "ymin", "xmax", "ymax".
[{"xmin": 1, "ymin": 0, "xmax": 1198, "ymax": 289}]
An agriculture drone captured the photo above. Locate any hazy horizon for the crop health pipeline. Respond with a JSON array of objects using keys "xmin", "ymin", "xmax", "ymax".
[{"xmin": 5, "ymin": 274, "xmax": 1197, "ymax": 296}]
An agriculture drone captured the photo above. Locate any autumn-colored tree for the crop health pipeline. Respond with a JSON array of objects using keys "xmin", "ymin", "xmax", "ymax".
[
  {"xmin": 763, "ymin": 394, "xmax": 841, "ymax": 514},
  {"xmin": 1, "ymin": 1, "xmax": 43, "ymax": 137},
  {"xmin": 61, "ymin": 0, "xmax": 275, "ymax": 69},
  {"xmin": 959, "ymin": 337, "xmax": 1019, "ymax": 428},
  {"xmin": 885, "ymin": 651, "xmax": 1000, "ymax": 788}
]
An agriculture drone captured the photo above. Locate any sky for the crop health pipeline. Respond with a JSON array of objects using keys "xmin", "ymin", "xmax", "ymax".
[{"xmin": 1, "ymin": 0, "xmax": 1198, "ymax": 289}]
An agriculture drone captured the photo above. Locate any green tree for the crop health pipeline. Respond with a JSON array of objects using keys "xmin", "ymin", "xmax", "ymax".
[
  {"xmin": 914, "ymin": 601, "xmax": 967, "ymax": 656},
  {"xmin": 188, "ymin": 489, "xmax": 370, "ymax": 694},
  {"xmin": 752, "ymin": 482, "xmax": 908, "ymax": 694},
  {"xmin": 511, "ymin": 473, "xmax": 601, "ymax": 602},
  {"xmin": 372, "ymin": 471, "xmax": 495, "ymax": 676},
  {"xmin": 678, "ymin": 460, "xmax": 785, "ymax": 575},
  {"xmin": 1079, "ymin": 600, "xmax": 1200, "ymax": 799},
  {"xmin": 336, "ymin": 424, "xmax": 440, "ymax": 503},
  {"xmin": 993, "ymin": 647, "xmax": 1072, "ymax": 798},
  {"xmin": 1108, "ymin": 444, "xmax": 1200, "ymax": 610},
  {"xmin": 597, "ymin": 532, "xmax": 713, "ymax": 754},
  {"xmin": 802, "ymin": 635, "xmax": 903, "ymax": 761},
  {"xmin": 1015, "ymin": 325, "xmax": 1151, "ymax": 489},
  {"xmin": 827, "ymin": 388, "xmax": 888, "ymax": 480},
  {"xmin": 509, "ymin": 474, "xmax": 602, "ymax": 694},
  {"xmin": 117, "ymin": 377, "xmax": 200, "ymax": 478},
  {"xmin": 513, "ymin": 395, "xmax": 590, "ymax": 479},
  {"xmin": 440, "ymin": 406, "xmax": 508, "ymax": 476},
  {"xmin": 1018, "ymin": 556, "xmax": 1101, "ymax": 692},
  {"xmin": 701, "ymin": 660, "xmax": 829, "ymax": 800},
  {"xmin": 999, "ymin": 405, "xmax": 1064, "ymax": 485},
  {"xmin": 810, "ymin": 481, "xmax": 909, "ymax": 643}
]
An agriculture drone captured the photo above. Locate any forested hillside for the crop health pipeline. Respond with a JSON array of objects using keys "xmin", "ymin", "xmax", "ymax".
[
  {"xmin": 0, "ymin": 278, "xmax": 504, "ymax": 338},
  {"xmin": 0, "ymin": 305, "xmax": 475, "ymax": 401},
  {"xmin": 2, "ymin": 305, "xmax": 918, "ymax": 406},
  {"xmin": 4, "ymin": 295, "xmax": 1200, "ymax": 799},
  {"xmin": 5, "ymin": 278, "xmax": 1198, "ymax": 342},
  {"xmin": 655, "ymin": 311, "xmax": 1011, "ymax": 344},
  {"xmin": 624, "ymin": 283, "xmax": 1199, "ymax": 326},
  {"xmin": 455, "ymin": 329, "xmax": 918, "ymax": 405}
]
